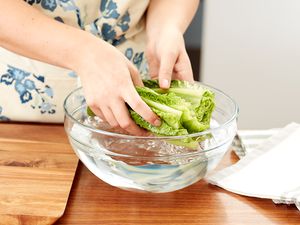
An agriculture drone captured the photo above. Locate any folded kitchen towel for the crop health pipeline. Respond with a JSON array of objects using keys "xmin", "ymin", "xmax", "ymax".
[
  {"xmin": 232, "ymin": 128, "xmax": 279, "ymax": 158},
  {"xmin": 208, "ymin": 122, "xmax": 300, "ymax": 210}
]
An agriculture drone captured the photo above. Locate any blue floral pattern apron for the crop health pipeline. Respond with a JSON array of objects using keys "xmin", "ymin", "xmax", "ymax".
[{"xmin": 0, "ymin": 0, "xmax": 149, "ymax": 122}]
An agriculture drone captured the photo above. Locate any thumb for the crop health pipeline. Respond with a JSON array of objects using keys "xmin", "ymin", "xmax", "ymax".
[
  {"xmin": 127, "ymin": 61, "xmax": 144, "ymax": 87},
  {"xmin": 158, "ymin": 52, "xmax": 178, "ymax": 89},
  {"xmin": 146, "ymin": 46, "xmax": 159, "ymax": 79}
]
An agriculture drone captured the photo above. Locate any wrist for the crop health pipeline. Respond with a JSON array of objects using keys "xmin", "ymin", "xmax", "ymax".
[
  {"xmin": 146, "ymin": 24, "xmax": 183, "ymax": 43},
  {"xmin": 65, "ymin": 31, "xmax": 102, "ymax": 73}
]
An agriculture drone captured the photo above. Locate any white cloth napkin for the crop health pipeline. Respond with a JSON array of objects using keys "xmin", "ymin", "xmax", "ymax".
[
  {"xmin": 232, "ymin": 128, "xmax": 279, "ymax": 158},
  {"xmin": 208, "ymin": 122, "xmax": 300, "ymax": 210}
]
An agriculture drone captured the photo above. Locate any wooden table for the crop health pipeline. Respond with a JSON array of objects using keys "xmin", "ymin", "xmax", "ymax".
[
  {"xmin": 0, "ymin": 125, "xmax": 300, "ymax": 225},
  {"xmin": 0, "ymin": 123, "xmax": 78, "ymax": 225},
  {"xmin": 55, "ymin": 138, "xmax": 300, "ymax": 224}
]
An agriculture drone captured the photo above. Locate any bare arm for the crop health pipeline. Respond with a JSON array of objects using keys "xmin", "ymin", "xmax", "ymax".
[
  {"xmin": 0, "ymin": 0, "xmax": 90, "ymax": 70},
  {"xmin": 0, "ymin": 0, "xmax": 160, "ymax": 134},
  {"xmin": 146, "ymin": 0, "xmax": 200, "ymax": 88},
  {"xmin": 146, "ymin": 0, "xmax": 199, "ymax": 36}
]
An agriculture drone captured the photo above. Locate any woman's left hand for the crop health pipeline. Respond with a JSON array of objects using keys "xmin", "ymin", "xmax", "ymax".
[{"xmin": 146, "ymin": 27, "xmax": 194, "ymax": 89}]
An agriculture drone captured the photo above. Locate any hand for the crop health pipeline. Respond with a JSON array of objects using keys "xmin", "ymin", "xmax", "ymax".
[
  {"xmin": 146, "ymin": 27, "xmax": 194, "ymax": 89},
  {"xmin": 75, "ymin": 38, "xmax": 161, "ymax": 135}
]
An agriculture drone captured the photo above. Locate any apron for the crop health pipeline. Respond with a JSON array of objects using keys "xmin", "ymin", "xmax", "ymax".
[{"xmin": 0, "ymin": 0, "xmax": 149, "ymax": 122}]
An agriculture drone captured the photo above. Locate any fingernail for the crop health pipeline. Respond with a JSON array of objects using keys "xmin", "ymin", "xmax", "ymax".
[
  {"xmin": 160, "ymin": 79, "xmax": 169, "ymax": 89},
  {"xmin": 154, "ymin": 119, "xmax": 161, "ymax": 126}
]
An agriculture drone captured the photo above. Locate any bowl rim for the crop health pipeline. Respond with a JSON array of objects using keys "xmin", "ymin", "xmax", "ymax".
[{"xmin": 63, "ymin": 81, "xmax": 239, "ymax": 140}]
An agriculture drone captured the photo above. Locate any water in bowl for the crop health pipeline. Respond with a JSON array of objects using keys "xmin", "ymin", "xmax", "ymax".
[{"xmin": 68, "ymin": 116, "xmax": 233, "ymax": 192}]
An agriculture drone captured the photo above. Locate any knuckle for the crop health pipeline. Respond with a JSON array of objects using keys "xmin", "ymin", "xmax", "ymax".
[
  {"xmin": 159, "ymin": 68, "xmax": 172, "ymax": 76},
  {"xmin": 131, "ymin": 100, "xmax": 144, "ymax": 111},
  {"xmin": 148, "ymin": 114, "xmax": 157, "ymax": 123},
  {"xmin": 86, "ymin": 99, "xmax": 98, "ymax": 108},
  {"xmin": 148, "ymin": 64, "xmax": 159, "ymax": 77},
  {"xmin": 133, "ymin": 105, "xmax": 157, "ymax": 123},
  {"xmin": 145, "ymin": 113, "xmax": 157, "ymax": 124},
  {"xmin": 146, "ymin": 45, "xmax": 155, "ymax": 56},
  {"xmin": 150, "ymin": 73, "xmax": 158, "ymax": 79},
  {"xmin": 131, "ymin": 66, "xmax": 139, "ymax": 75},
  {"xmin": 166, "ymin": 51, "xmax": 177, "ymax": 59},
  {"xmin": 120, "ymin": 120, "xmax": 132, "ymax": 129},
  {"xmin": 109, "ymin": 121, "xmax": 119, "ymax": 128},
  {"xmin": 146, "ymin": 50, "xmax": 155, "ymax": 60},
  {"xmin": 116, "ymin": 75, "xmax": 130, "ymax": 86}
]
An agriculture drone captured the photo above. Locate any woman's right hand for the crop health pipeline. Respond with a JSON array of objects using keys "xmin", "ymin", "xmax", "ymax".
[
  {"xmin": 0, "ymin": 1, "xmax": 159, "ymax": 135},
  {"xmin": 74, "ymin": 37, "xmax": 161, "ymax": 135}
]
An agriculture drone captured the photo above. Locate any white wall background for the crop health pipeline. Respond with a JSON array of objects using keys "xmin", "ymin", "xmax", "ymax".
[{"xmin": 201, "ymin": 0, "xmax": 300, "ymax": 129}]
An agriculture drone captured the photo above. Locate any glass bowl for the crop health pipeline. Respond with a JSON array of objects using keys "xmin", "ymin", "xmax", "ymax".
[{"xmin": 64, "ymin": 82, "xmax": 238, "ymax": 193}]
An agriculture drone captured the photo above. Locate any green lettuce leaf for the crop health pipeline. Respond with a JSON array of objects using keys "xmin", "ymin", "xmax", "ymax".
[
  {"xmin": 129, "ymin": 110, "xmax": 188, "ymax": 136},
  {"xmin": 86, "ymin": 80, "xmax": 215, "ymax": 149},
  {"xmin": 143, "ymin": 80, "xmax": 215, "ymax": 131}
]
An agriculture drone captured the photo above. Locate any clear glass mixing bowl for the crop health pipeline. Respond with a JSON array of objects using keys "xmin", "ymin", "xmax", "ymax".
[{"xmin": 64, "ymin": 82, "xmax": 238, "ymax": 193}]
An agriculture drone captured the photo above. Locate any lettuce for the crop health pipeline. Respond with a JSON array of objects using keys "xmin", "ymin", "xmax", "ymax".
[
  {"xmin": 87, "ymin": 80, "xmax": 215, "ymax": 149},
  {"xmin": 143, "ymin": 80, "xmax": 215, "ymax": 131}
]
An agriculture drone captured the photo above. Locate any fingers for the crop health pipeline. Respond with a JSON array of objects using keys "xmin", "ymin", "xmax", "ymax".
[
  {"xmin": 146, "ymin": 47, "xmax": 159, "ymax": 79},
  {"xmin": 89, "ymin": 104, "xmax": 124, "ymax": 132},
  {"xmin": 88, "ymin": 103, "xmax": 145, "ymax": 136},
  {"xmin": 87, "ymin": 84, "xmax": 161, "ymax": 136},
  {"xmin": 89, "ymin": 106, "xmax": 104, "ymax": 120},
  {"xmin": 124, "ymin": 86, "xmax": 161, "ymax": 127},
  {"xmin": 173, "ymin": 50, "xmax": 194, "ymax": 82},
  {"xmin": 101, "ymin": 106, "xmax": 119, "ymax": 128},
  {"xmin": 127, "ymin": 61, "xmax": 143, "ymax": 87},
  {"xmin": 110, "ymin": 100, "xmax": 148, "ymax": 136},
  {"xmin": 158, "ymin": 51, "xmax": 178, "ymax": 89}
]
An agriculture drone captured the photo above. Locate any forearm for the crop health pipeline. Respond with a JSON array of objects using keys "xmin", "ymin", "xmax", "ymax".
[
  {"xmin": 146, "ymin": 0, "xmax": 199, "ymax": 37},
  {"xmin": 0, "ymin": 0, "xmax": 97, "ymax": 71}
]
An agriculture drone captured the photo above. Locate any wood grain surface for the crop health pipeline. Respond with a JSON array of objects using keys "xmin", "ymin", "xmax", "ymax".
[
  {"xmin": 2, "ymin": 123, "xmax": 299, "ymax": 225},
  {"xmin": 56, "ymin": 152, "xmax": 300, "ymax": 225},
  {"xmin": 0, "ymin": 123, "xmax": 78, "ymax": 225}
]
